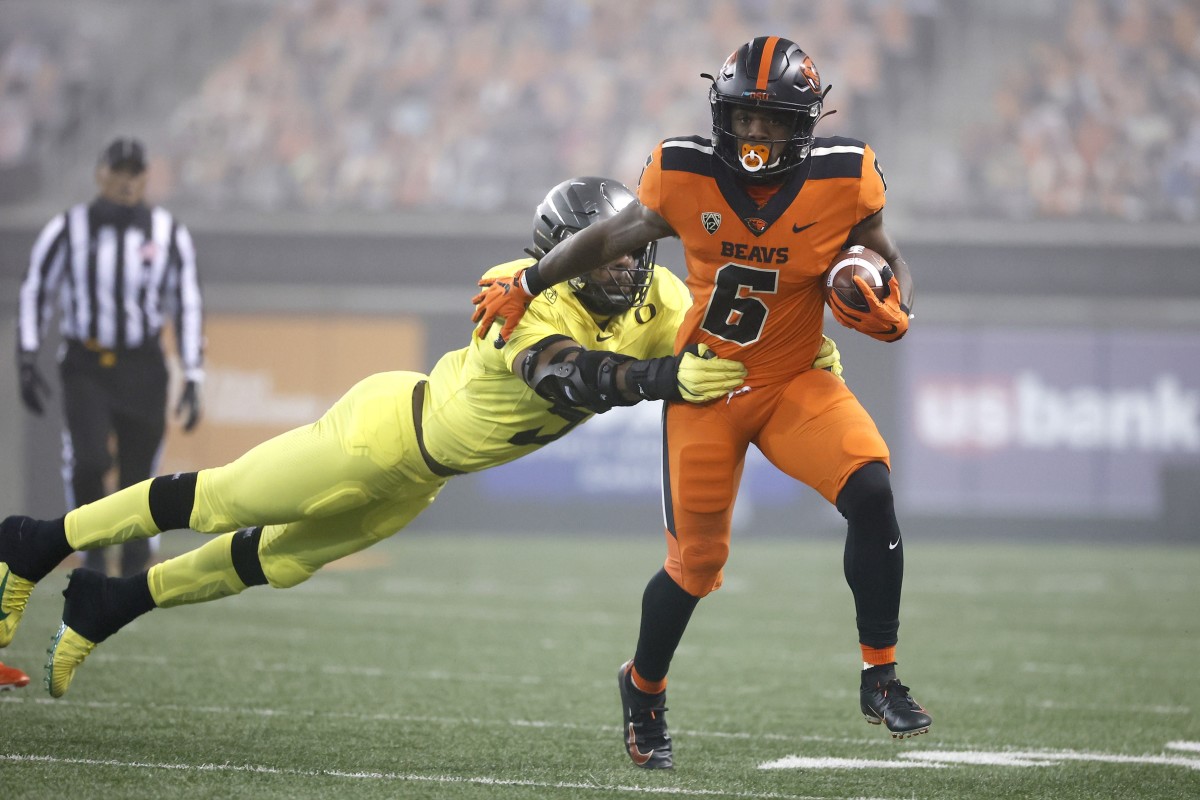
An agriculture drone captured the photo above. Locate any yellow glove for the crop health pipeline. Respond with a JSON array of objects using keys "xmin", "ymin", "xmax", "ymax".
[
  {"xmin": 674, "ymin": 343, "xmax": 747, "ymax": 403},
  {"xmin": 812, "ymin": 335, "xmax": 845, "ymax": 383}
]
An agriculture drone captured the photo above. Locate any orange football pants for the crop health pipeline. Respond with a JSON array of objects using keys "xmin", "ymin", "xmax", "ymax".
[{"xmin": 662, "ymin": 368, "xmax": 890, "ymax": 597}]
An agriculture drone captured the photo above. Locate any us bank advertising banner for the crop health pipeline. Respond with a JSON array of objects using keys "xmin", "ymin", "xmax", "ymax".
[{"xmin": 896, "ymin": 327, "xmax": 1200, "ymax": 518}]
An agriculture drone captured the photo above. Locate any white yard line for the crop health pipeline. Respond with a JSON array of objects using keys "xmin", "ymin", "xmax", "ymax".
[
  {"xmin": 0, "ymin": 754, "xmax": 901, "ymax": 800},
  {"xmin": 761, "ymin": 747, "xmax": 1200, "ymax": 772},
  {"xmin": 759, "ymin": 757, "xmax": 944, "ymax": 770}
]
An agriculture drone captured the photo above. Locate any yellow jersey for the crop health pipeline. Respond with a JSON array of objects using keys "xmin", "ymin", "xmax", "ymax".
[{"xmin": 422, "ymin": 258, "xmax": 690, "ymax": 473}]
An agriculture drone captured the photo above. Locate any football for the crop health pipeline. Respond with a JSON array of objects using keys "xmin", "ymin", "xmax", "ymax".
[{"xmin": 824, "ymin": 245, "xmax": 891, "ymax": 312}]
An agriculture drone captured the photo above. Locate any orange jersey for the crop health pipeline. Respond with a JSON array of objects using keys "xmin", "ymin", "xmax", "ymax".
[{"xmin": 637, "ymin": 135, "xmax": 886, "ymax": 385}]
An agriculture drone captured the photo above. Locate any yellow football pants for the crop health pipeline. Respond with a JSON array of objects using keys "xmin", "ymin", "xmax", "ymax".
[{"xmin": 66, "ymin": 371, "xmax": 448, "ymax": 597}]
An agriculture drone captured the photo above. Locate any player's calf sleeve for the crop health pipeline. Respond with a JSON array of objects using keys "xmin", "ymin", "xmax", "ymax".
[
  {"xmin": 148, "ymin": 528, "xmax": 266, "ymax": 608},
  {"xmin": 836, "ymin": 462, "xmax": 902, "ymax": 649},
  {"xmin": 64, "ymin": 472, "xmax": 197, "ymax": 552},
  {"xmin": 632, "ymin": 568, "xmax": 700, "ymax": 684}
]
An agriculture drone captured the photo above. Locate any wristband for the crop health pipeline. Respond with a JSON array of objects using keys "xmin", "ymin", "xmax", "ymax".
[{"xmin": 519, "ymin": 263, "xmax": 549, "ymax": 295}]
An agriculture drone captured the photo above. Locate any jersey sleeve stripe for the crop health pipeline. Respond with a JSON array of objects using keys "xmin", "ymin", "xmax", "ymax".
[
  {"xmin": 808, "ymin": 139, "xmax": 866, "ymax": 180},
  {"xmin": 660, "ymin": 138, "xmax": 714, "ymax": 176}
]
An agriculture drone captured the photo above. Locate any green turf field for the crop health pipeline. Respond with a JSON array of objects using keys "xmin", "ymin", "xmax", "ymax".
[{"xmin": 2, "ymin": 532, "xmax": 1197, "ymax": 799}]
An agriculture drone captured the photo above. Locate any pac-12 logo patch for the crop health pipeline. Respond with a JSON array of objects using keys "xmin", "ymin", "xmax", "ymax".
[{"xmin": 701, "ymin": 212, "xmax": 722, "ymax": 234}]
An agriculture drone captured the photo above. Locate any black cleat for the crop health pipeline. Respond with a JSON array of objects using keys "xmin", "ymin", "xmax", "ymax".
[
  {"xmin": 860, "ymin": 663, "xmax": 932, "ymax": 738},
  {"xmin": 618, "ymin": 660, "xmax": 673, "ymax": 769}
]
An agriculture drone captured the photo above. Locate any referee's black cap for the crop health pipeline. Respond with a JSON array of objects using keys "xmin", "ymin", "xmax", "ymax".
[{"xmin": 98, "ymin": 137, "xmax": 147, "ymax": 173}]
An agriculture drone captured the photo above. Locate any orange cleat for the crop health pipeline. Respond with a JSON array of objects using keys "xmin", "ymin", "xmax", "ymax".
[{"xmin": 0, "ymin": 660, "xmax": 31, "ymax": 690}]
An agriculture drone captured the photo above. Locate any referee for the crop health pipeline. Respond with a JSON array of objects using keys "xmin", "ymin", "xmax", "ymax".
[{"xmin": 17, "ymin": 137, "xmax": 205, "ymax": 578}]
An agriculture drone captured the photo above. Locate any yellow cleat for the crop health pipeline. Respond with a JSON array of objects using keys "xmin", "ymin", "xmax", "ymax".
[
  {"xmin": 45, "ymin": 623, "xmax": 97, "ymax": 698},
  {"xmin": 0, "ymin": 563, "xmax": 36, "ymax": 648}
]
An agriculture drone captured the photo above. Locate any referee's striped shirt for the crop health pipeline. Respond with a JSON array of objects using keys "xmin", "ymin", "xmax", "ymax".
[{"xmin": 19, "ymin": 201, "xmax": 205, "ymax": 380}]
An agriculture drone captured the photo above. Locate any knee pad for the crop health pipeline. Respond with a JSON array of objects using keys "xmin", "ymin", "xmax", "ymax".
[
  {"xmin": 260, "ymin": 557, "xmax": 313, "ymax": 590},
  {"xmin": 676, "ymin": 538, "xmax": 729, "ymax": 597},
  {"xmin": 256, "ymin": 526, "xmax": 318, "ymax": 590}
]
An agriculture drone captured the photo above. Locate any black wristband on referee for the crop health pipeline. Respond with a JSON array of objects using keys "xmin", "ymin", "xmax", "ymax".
[{"xmin": 520, "ymin": 262, "xmax": 550, "ymax": 295}]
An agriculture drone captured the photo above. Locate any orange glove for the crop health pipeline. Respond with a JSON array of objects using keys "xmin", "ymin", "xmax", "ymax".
[
  {"xmin": 827, "ymin": 269, "xmax": 909, "ymax": 343},
  {"xmin": 472, "ymin": 269, "xmax": 534, "ymax": 346}
]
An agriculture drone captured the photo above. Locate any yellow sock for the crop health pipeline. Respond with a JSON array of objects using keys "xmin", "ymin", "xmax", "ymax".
[
  {"xmin": 65, "ymin": 479, "xmax": 160, "ymax": 550},
  {"xmin": 148, "ymin": 533, "xmax": 248, "ymax": 608}
]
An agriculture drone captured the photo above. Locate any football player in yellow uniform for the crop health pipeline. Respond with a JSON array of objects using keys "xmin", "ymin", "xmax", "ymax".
[{"xmin": 0, "ymin": 176, "xmax": 842, "ymax": 699}]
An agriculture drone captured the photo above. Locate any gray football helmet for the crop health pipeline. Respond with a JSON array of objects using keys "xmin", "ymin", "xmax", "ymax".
[{"xmin": 528, "ymin": 177, "xmax": 656, "ymax": 316}]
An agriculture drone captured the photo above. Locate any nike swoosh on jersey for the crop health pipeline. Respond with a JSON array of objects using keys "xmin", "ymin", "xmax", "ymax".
[
  {"xmin": 792, "ymin": 221, "xmax": 818, "ymax": 233},
  {"xmin": 596, "ymin": 333, "xmax": 615, "ymax": 341},
  {"xmin": 889, "ymin": 536, "xmax": 901, "ymax": 550}
]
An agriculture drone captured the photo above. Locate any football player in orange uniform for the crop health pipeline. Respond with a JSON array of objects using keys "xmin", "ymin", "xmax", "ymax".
[{"xmin": 472, "ymin": 36, "xmax": 931, "ymax": 768}]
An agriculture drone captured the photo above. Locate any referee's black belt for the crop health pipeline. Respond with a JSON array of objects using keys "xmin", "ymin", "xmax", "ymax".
[{"xmin": 66, "ymin": 336, "xmax": 161, "ymax": 368}]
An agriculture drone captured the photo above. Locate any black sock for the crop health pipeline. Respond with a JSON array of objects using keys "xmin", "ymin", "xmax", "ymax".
[
  {"xmin": 1, "ymin": 516, "xmax": 72, "ymax": 583},
  {"xmin": 64, "ymin": 569, "xmax": 156, "ymax": 643},
  {"xmin": 631, "ymin": 568, "xmax": 700, "ymax": 684},
  {"xmin": 861, "ymin": 662, "xmax": 897, "ymax": 687}
]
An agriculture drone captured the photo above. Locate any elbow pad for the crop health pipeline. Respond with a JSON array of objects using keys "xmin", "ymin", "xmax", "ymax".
[{"xmin": 525, "ymin": 345, "xmax": 636, "ymax": 414}]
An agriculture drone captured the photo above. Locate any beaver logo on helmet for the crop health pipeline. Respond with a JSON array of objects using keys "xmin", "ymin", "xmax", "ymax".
[{"xmin": 800, "ymin": 55, "xmax": 821, "ymax": 94}]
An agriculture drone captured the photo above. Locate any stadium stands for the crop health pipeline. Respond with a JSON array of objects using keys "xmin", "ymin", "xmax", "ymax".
[{"xmin": 1, "ymin": 0, "xmax": 1196, "ymax": 221}]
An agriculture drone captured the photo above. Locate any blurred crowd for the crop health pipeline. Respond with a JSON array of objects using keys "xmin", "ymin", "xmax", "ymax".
[
  {"xmin": 0, "ymin": 17, "xmax": 97, "ymax": 203},
  {"xmin": 1, "ymin": 0, "xmax": 1197, "ymax": 222},
  {"xmin": 160, "ymin": 0, "xmax": 929, "ymax": 214},
  {"xmin": 942, "ymin": 0, "xmax": 1200, "ymax": 223}
]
